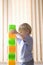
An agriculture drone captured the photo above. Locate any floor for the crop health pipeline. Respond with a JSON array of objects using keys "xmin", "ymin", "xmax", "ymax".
[{"xmin": 0, "ymin": 63, "xmax": 43, "ymax": 65}]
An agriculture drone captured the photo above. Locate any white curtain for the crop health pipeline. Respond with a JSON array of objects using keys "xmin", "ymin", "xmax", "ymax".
[
  {"xmin": 0, "ymin": 0, "xmax": 43, "ymax": 63},
  {"xmin": 31, "ymin": 0, "xmax": 43, "ymax": 62}
]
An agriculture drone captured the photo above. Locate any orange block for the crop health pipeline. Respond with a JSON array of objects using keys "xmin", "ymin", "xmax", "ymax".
[
  {"xmin": 8, "ymin": 60, "xmax": 16, "ymax": 65},
  {"xmin": 9, "ymin": 46, "xmax": 16, "ymax": 53},
  {"xmin": 9, "ymin": 33, "xmax": 16, "ymax": 38}
]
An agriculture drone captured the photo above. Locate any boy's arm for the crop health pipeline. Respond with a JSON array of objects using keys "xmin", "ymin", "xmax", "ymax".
[
  {"xmin": 9, "ymin": 30, "xmax": 22, "ymax": 37},
  {"xmin": 9, "ymin": 30, "xmax": 19, "ymax": 34},
  {"xmin": 9, "ymin": 30, "xmax": 24, "ymax": 40}
]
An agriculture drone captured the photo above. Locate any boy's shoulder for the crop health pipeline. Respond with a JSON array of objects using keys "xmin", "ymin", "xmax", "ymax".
[
  {"xmin": 29, "ymin": 36, "xmax": 33, "ymax": 40},
  {"xmin": 25, "ymin": 35, "xmax": 33, "ymax": 41}
]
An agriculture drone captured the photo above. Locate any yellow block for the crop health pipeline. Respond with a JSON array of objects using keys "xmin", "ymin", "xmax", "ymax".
[
  {"xmin": 9, "ymin": 33, "xmax": 16, "ymax": 38},
  {"xmin": 8, "ymin": 60, "xmax": 16, "ymax": 65},
  {"xmin": 9, "ymin": 46, "xmax": 16, "ymax": 53}
]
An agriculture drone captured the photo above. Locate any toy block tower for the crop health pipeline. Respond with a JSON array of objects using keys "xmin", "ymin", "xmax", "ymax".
[{"xmin": 8, "ymin": 25, "xmax": 16, "ymax": 65}]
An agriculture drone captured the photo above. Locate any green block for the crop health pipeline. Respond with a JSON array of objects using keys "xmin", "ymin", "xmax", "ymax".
[
  {"xmin": 8, "ymin": 38, "xmax": 16, "ymax": 46},
  {"xmin": 8, "ymin": 53, "xmax": 16, "ymax": 60},
  {"xmin": 9, "ymin": 25, "xmax": 16, "ymax": 31}
]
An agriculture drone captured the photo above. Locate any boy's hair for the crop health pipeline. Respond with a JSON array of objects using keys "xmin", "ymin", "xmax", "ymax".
[{"xmin": 18, "ymin": 23, "xmax": 32, "ymax": 34}]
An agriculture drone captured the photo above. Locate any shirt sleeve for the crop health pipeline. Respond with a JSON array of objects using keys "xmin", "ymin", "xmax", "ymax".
[
  {"xmin": 16, "ymin": 34, "xmax": 22, "ymax": 44},
  {"xmin": 16, "ymin": 38, "xmax": 21, "ymax": 44}
]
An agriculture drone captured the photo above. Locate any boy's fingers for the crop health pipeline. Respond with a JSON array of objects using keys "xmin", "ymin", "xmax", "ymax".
[
  {"xmin": 9, "ymin": 30, "xmax": 17, "ymax": 34},
  {"xmin": 9, "ymin": 30, "xmax": 14, "ymax": 34}
]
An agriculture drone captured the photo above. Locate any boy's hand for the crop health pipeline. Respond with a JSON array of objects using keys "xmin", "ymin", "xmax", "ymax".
[{"xmin": 9, "ymin": 30, "xmax": 17, "ymax": 34}]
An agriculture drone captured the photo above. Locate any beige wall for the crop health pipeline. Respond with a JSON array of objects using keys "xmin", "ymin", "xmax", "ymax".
[{"xmin": 0, "ymin": 0, "xmax": 43, "ymax": 63}]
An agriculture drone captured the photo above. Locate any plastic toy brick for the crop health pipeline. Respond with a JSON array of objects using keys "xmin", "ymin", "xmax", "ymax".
[
  {"xmin": 9, "ymin": 46, "xmax": 16, "ymax": 53},
  {"xmin": 8, "ymin": 38, "xmax": 16, "ymax": 46},
  {"xmin": 8, "ymin": 60, "xmax": 16, "ymax": 65},
  {"xmin": 8, "ymin": 53, "xmax": 16, "ymax": 60},
  {"xmin": 9, "ymin": 25, "xmax": 16, "ymax": 31},
  {"xmin": 9, "ymin": 33, "xmax": 16, "ymax": 38}
]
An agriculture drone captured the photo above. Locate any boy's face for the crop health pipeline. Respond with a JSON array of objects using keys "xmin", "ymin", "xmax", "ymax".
[{"xmin": 19, "ymin": 30, "xmax": 30, "ymax": 39}]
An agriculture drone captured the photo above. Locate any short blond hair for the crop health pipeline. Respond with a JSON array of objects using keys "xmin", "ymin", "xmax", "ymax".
[{"xmin": 18, "ymin": 23, "xmax": 32, "ymax": 34}]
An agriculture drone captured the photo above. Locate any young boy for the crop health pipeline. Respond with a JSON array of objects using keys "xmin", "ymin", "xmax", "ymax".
[{"xmin": 10, "ymin": 23, "xmax": 34, "ymax": 65}]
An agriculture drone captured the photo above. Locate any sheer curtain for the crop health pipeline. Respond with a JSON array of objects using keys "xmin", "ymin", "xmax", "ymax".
[
  {"xmin": 31, "ymin": 0, "xmax": 43, "ymax": 63},
  {"xmin": 0, "ymin": 0, "xmax": 8, "ymax": 63},
  {"xmin": 0, "ymin": 0, "xmax": 43, "ymax": 64}
]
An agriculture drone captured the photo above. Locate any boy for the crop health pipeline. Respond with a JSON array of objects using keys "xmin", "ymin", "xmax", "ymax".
[{"xmin": 10, "ymin": 23, "xmax": 34, "ymax": 65}]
